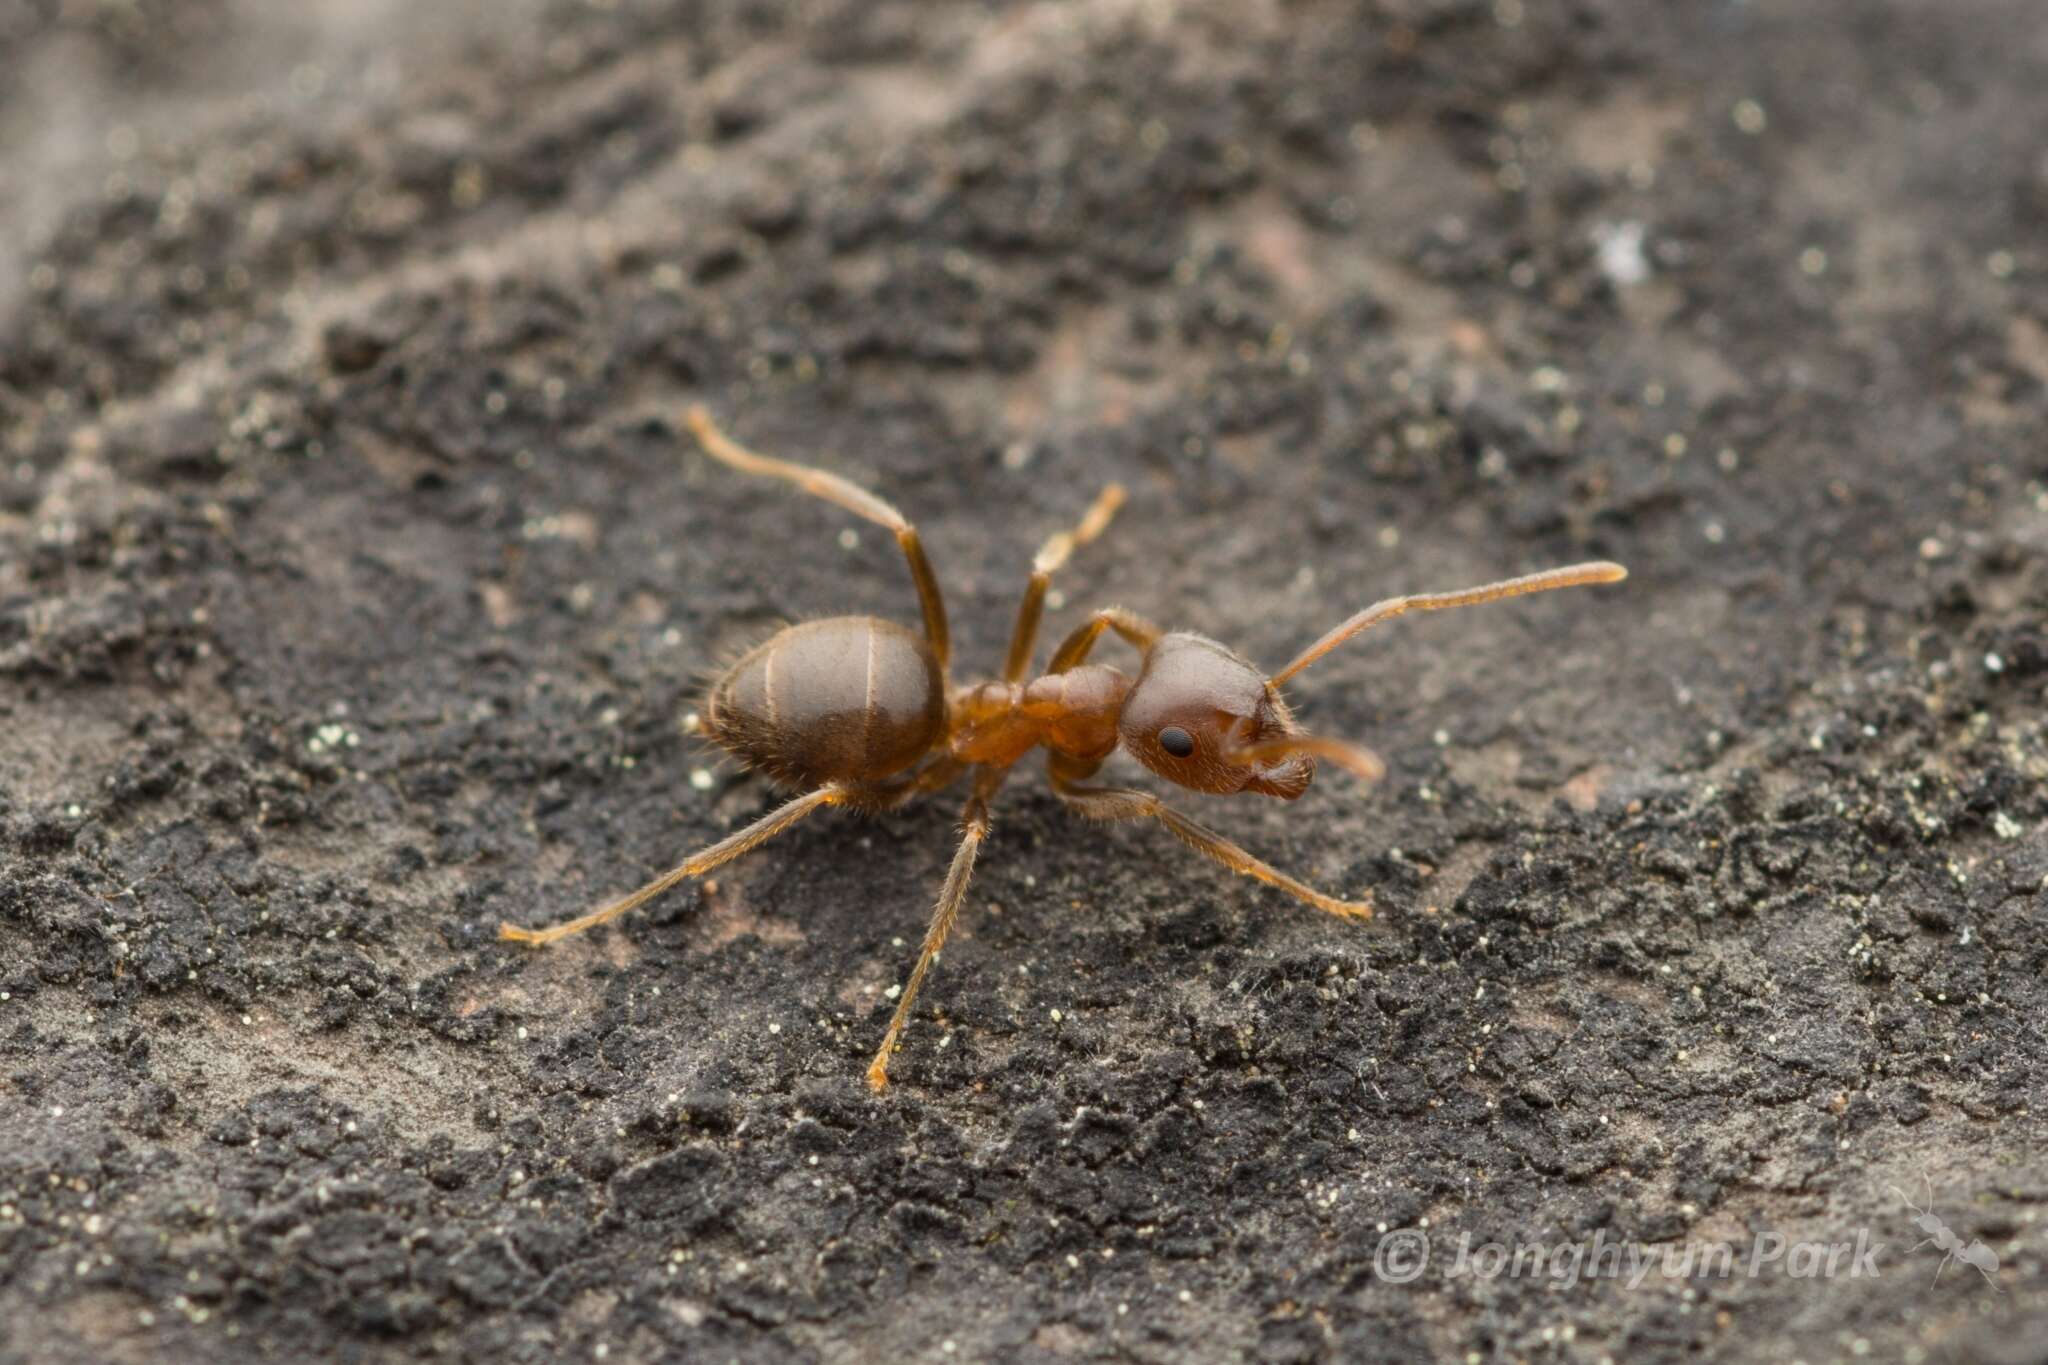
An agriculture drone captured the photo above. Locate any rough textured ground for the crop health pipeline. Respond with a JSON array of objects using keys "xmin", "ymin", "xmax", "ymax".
[{"xmin": 2, "ymin": 1, "xmax": 2045, "ymax": 1361}]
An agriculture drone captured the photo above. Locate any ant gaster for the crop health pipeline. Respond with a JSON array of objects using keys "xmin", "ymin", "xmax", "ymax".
[{"xmin": 501, "ymin": 407, "xmax": 1627, "ymax": 1090}]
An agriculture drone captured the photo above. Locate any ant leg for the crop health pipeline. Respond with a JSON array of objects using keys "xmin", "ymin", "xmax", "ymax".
[
  {"xmin": 867, "ymin": 758, "xmax": 969, "ymax": 812},
  {"xmin": 1003, "ymin": 484, "xmax": 1127, "ymax": 681},
  {"xmin": 684, "ymin": 405, "xmax": 951, "ymax": 669},
  {"xmin": 500, "ymin": 784, "xmax": 848, "ymax": 945},
  {"xmin": 1051, "ymin": 775, "xmax": 1372, "ymax": 920},
  {"xmin": 868, "ymin": 767, "xmax": 1009, "ymax": 1091},
  {"xmin": 1046, "ymin": 606, "xmax": 1162, "ymax": 674}
]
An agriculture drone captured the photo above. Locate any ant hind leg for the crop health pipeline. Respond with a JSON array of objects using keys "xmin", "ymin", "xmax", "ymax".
[{"xmin": 500, "ymin": 784, "xmax": 849, "ymax": 945}]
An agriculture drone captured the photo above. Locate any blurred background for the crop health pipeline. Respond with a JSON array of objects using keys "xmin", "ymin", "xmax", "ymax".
[{"xmin": 0, "ymin": 4, "xmax": 554, "ymax": 314}]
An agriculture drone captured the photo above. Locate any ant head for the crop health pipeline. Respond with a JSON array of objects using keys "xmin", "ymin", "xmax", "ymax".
[
  {"xmin": 1120, "ymin": 633, "xmax": 1378, "ymax": 798},
  {"xmin": 1113, "ymin": 561, "xmax": 1627, "ymax": 801}
]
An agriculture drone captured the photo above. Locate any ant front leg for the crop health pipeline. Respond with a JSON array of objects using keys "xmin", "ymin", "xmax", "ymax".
[
  {"xmin": 1002, "ymin": 484, "xmax": 1127, "ymax": 682},
  {"xmin": 1050, "ymin": 766, "xmax": 1372, "ymax": 920},
  {"xmin": 1046, "ymin": 607, "xmax": 1162, "ymax": 674}
]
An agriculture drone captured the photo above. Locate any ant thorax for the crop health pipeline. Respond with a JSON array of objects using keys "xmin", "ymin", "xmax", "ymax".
[{"xmin": 948, "ymin": 664, "xmax": 1130, "ymax": 768}]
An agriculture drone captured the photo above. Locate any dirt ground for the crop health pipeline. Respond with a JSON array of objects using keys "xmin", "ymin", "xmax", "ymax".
[{"xmin": 2, "ymin": 1, "xmax": 2044, "ymax": 1361}]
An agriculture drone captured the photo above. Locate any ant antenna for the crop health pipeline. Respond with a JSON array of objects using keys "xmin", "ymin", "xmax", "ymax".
[
  {"xmin": 1224, "ymin": 733, "xmax": 1387, "ymax": 783},
  {"xmin": 1268, "ymin": 561, "xmax": 1628, "ymax": 688}
]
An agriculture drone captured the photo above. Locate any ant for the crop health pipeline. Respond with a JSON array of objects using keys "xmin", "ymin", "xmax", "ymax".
[
  {"xmin": 500, "ymin": 406, "xmax": 1627, "ymax": 1091},
  {"xmin": 1893, "ymin": 1176, "xmax": 2001, "ymax": 1288}
]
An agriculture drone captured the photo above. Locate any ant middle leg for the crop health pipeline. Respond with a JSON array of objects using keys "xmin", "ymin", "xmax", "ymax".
[
  {"xmin": 867, "ymin": 765, "xmax": 1010, "ymax": 1091},
  {"xmin": 865, "ymin": 757, "xmax": 970, "ymax": 812},
  {"xmin": 1002, "ymin": 483, "xmax": 1127, "ymax": 682},
  {"xmin": 1050, "ymin": 770, "xmax": 1372, "ymax": 920},
  {"xmin": 500, "ymin": 782, "xmax": 851, "ymax": 945},
  {"xmin": 684, "ymin": 405, "xmax": 951, "ymax": 668}
]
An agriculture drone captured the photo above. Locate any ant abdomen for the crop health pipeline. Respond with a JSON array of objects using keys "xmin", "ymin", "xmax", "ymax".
[{"xmin": 705, "ymin": 616, "xmax": 945, "ymax": 788}]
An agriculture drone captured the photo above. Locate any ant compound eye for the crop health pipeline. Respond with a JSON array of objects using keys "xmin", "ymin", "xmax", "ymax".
[{"xmin": 1157, "ymin": 725, "xmax": 1196, "ymax": 758}]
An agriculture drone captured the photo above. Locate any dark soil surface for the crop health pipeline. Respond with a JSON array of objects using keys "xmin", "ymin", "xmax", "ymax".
[{"xmin": 3, "ymin": 2, "xmax": 2045, "ymax": 1361}]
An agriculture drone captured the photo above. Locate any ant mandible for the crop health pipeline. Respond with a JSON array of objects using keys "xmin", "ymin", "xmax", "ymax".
[{"xmin": 501, "ymin": 406, "xmax": 1627, "ymax": 1091}]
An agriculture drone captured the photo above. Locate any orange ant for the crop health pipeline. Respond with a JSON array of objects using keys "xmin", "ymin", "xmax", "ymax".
[{"xmin": 500, "ymin": 406, "xmax": 1627, "ymax": 1090}]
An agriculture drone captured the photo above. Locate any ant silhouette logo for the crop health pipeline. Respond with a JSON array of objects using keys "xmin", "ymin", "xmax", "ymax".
[{"xmin": 1892, "ymin": 1176, "xmax": 2001, "ymax": 1290}]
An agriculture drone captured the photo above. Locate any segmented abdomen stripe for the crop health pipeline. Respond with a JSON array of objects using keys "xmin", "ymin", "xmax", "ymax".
[{"xmin": 861, "ymin": 617, "xmax": 878, "ymax": 759}]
